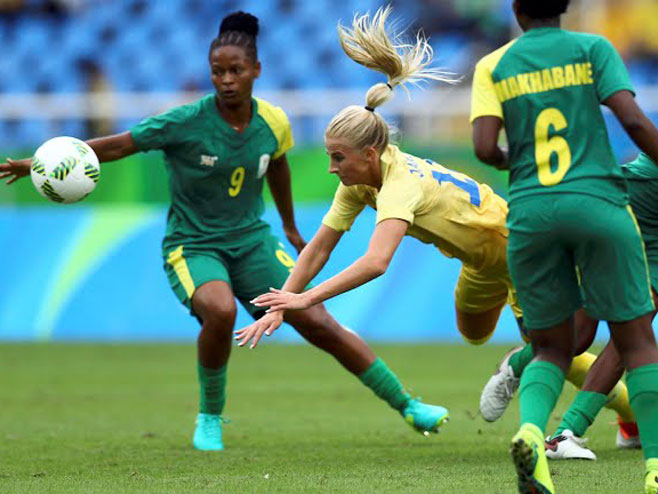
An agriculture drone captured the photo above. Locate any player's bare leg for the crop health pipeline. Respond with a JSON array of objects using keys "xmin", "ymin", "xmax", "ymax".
[
  {"xmin": 456, "ymin": 303, "xmax": 505, "ymax": 346},
  {"xmin": 190, "ymin": 281, "xmax": 237, "ymax": 451},
  {"xmin": 481, "ymin": 308, "xmax": 636, "ymax": 430},
  {"xmin": 608, "ymin": 314, "xmax": 658, "ymax": 493},
  {"xmin": 547, "ymin": 301, "xmax": 658, "ymax": 459},
  {"xmin": 511, "ymin": 317, "xmax": 574, "ymax": 493},
  {"xmin": 286, "ymin": 304, "xmax": 449, "ymax": 435}
]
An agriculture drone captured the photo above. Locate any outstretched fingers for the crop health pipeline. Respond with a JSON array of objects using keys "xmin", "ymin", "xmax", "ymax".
[
  {"xmin": 234, "ymin": 322, "xmax": 266, "ymax": 349},
  {"xmin": 251, "ymin": 289, "xmax": 284, "ymax": 307}
]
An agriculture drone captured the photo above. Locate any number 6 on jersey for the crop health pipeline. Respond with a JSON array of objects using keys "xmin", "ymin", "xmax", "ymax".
[{"xmin": 535, "ymin": 108, "xmax": 572, "ymax": 186}]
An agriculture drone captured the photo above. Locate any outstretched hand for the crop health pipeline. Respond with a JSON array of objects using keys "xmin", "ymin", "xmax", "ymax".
[
  {"xmin": 0, "ymin": 158, "xmax": 31, "ymax": 184},
  {"xmin": 234, "ymin": 310, "xmax": 285, "ymax": 349},
  {"xmin": 251, "ymin": 288, "xmax": 313, "ymax": 312}
]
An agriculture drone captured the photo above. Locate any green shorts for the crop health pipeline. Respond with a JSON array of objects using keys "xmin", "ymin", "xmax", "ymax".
[
  {"xmin": 163, "ymin": 226, "xmax": 297, "ymax": 318},
  {"xmin": 507, "ymin": 194, "xmax": 654, "ymax": 330},
  {"xmin": 626, "ymin": 175, "xmax": 658, "ymax": 293},
  {"xmin": 643, "ymin": 236, "xmax": 658, "ymax": 294}
]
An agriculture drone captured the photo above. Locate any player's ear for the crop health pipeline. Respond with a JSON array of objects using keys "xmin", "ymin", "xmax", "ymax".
[
  {"xmin": 363, "ymin": 146, "xmax": 379, "ymax": 165},
  {"xmin": 253, "ymin": 60, "xmax": 262, "ymax": 79}
]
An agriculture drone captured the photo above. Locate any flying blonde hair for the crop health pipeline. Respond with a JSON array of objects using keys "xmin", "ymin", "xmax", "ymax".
[{"xmin": 326, "ymin": 5, "xmax": 456, "ymax": 153}]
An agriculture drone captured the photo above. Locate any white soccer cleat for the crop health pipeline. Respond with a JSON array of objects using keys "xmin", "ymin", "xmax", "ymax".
[
  {"xmin": 616, "ymin": 419, "xmax": 642, "ymax": 450},
  {"xmin": 616, "ymin": 429, "xmax": 642, "ymax": 450},
  {"xmin": 479, "ymin": 347, "xmax": 522, "ymax": 422},
  {"xmin": 545, "ymin": 430, "xmax": 597, "ymax": 460}
]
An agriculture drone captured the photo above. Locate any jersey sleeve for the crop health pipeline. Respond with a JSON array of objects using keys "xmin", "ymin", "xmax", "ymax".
[
  {"xmin": 255, "ymin": 98, "xmax": 294, "ymax": 159},
  {"xmin": 130, "ymin": 104, "xmax": 195, "ymax": 151},
  {"xmin": 591, "ymin": 37, "xmax": 635, "ymax": 102},
  {"xmin": 375, "ymin": 178, "xmax": 422, "ymax": 225},
  {"xmin": 322, "ymin": 184, "xmax": 366, "ymax": 232},
  {"xmin": 470, "ymin": 57, "xmax": 504, "ymax": 123}
]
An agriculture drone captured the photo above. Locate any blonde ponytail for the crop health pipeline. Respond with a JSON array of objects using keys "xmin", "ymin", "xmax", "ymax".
[{"xmin": 326, "ymin": 5, "xmax": 455, "ymax": 153}]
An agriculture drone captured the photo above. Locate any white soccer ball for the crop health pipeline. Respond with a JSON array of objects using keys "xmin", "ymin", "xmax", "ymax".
[{"xmin": 30, "ymin": 136, "xmax": 100, "ymax": 204}]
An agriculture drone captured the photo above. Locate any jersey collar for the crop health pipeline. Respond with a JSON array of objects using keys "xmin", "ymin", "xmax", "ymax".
[
  {"xmin": 521, "ymin": 26, "xmax": 563, "ymax": 38},
  {"xmin": 208, "ymin": 95, "xmax": 259, "ymax": 139}
]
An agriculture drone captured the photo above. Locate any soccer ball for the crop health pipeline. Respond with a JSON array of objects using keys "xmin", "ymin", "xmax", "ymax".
[{"xmin": 30, "ymin": 136, "xmax": 100, "ymax": 204}]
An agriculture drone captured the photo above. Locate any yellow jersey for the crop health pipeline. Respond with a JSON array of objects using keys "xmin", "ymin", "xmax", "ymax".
[{"xmin": 322, "ymin": 145, "xmax": 509, "ymax": 269}]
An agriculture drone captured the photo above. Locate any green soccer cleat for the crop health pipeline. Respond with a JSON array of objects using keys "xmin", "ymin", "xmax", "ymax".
[
  {"xmin": 193, "ymin": 413, "xmax": 224, "ymax": 451},
  {"xmin": 402, "ymin": 399, "xmax": 449, "ymax": 435},
  {"xmin": 510, "ymin": 424, "xmax": 555, "ymax": 494},
  {"xmin": 647, "ymin": 471, "xmax": 658, "ymax": 494}
]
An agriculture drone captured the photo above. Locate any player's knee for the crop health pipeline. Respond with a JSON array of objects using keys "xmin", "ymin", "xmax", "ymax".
[
  {"xmin": 289, "ymin": 306, "xmax": 341, "ymax": 344},
  {"xmin": 455, "ymin": 305, "xmax": 500, "ymax": 345},
  {"xmin": 457, "ymin": 318, "xmax": 495, "ymax": 345},
  {"xmin": 199, "ymin": 300, "xmax": 237, "ymax": 330}
]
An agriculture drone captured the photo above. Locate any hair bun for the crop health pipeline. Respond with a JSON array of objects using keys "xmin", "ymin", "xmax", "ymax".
[
  {"xmin": 518, "ymin": 0, "xmax": 569, "ymax": 18},
  {"xmin": 219, "ymin": 11, "xmax": 259, "ymax": 37}
]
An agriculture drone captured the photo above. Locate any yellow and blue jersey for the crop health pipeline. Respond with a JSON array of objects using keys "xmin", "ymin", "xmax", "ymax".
[{"xmin": 322, "ymin": 144, "xmax": 509, "ymax": 269}]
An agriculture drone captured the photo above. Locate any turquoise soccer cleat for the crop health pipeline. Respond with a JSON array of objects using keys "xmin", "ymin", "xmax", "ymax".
[
  {"xmin": 193, "ymin": 413, "xmax": 224, "ymax": 451},
  {"xmin": 402, "ymin": 399, "xmax": 449, "ymax": 435}
]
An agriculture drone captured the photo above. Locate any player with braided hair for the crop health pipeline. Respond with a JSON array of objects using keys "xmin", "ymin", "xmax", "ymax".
[{"xmin": 0, "ymin": 10, "xmax": 451, "ymax": 452}]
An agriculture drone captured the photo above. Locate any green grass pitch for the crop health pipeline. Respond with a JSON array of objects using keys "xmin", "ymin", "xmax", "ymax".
[{"xmin": 0, "ymin": 343, "xmax": 644, "ymax": 493}]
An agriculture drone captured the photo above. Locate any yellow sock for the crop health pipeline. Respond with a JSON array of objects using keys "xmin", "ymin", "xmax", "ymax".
[
  {"xmin": 566, "ymin": 352, "xmax": 635, "ymax": 423},
  {"xmin": 605, "ymin": 379, "xmax": 634, "ymax": 423},
  {"xmin": 565, "ymin": 352, "xmax": 596, "ymax": 388}
]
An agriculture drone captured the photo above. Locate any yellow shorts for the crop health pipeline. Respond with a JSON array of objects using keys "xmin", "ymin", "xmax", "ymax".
[
  {"xmin": 452, "ymin": 227, "xmax": 523, "ymax": 320},
  {"xmin": 454, "ymin": 262, "xmax": 522, "ymax": 319}
]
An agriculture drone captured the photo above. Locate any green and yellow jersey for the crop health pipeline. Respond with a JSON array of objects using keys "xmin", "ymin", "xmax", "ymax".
[
  {"xmin": 130, "ymin": 94, "xmax": 293, "ymax": 252},
  {"xmin": 470, "ymin": 28, "xmax": 633, "ymax": 206},
  {"xmin": 322, "ymin": 144, "xmax": 509, "ymax": 269}
]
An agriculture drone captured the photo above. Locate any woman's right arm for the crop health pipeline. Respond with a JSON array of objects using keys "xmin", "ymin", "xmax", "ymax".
[
  {"xmin": 605, "ymin": 91, "xmax": 658, "ymax": 167},
  {"xmin": 0, "ymin": 131, "xmax": 139, "ymax": 184},
  {"xmin": 279, "ymin": 224, "xmax": 344, "ymax": 293},
  {"xmin": 234, "ymin": 224, "xmax": 343, "ymax": 348},
  {"xmin": 86, "ymin": 131, "xmax": 139, "ymax": 163}
]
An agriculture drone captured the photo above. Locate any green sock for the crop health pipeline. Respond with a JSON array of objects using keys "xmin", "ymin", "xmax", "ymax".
[
  {"xmin": 509, "ymin": 345, "xmax": 534, "ymax": 378},
  {"xmin": 359, "ymin": 358, "xmax": 411, "ymax": 411},
  {"xmin": 554, "ymin": 391, "xmax": 607, "ymax": 438},
  {"xmin": 198, "ymin": 364, "xmax": 227, "ymax": 415},
  {"xmin": 519, "ymin": 360, "xmax": 565, "ymax": 432},
  {"xmin": 627, "ymin": 363, "xmax": 658, "ymax": 459}
]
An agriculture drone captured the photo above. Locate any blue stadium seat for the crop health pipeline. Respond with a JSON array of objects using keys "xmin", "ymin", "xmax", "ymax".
[{"xmin": 1, "ymin": 0, "xmax": 652, "ymax": 146}]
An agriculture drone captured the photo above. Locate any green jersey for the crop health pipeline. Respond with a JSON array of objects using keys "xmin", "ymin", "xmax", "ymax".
[
  {"xmin": 471, "ymin": 28, "xmax": 634, "ymax": 206},
  {"xmin": 131, "ymin": 94, "xmax": 294, "ymax": 251},
  {"xmin": 624, "ymin": 152, "xmax": 658, "ymax": 180},
  {"xmin": 623, "ymin": 153, "xmax": 658, "ymax": 243}
]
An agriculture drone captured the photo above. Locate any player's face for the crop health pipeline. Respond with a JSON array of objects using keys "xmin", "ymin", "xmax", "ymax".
[
  {"xmin": 210, "ymin": 45, "xmax": 261, "ymax": 106},
  {"xmin": 325, "ymin": 137, "xmax": 379, "ymax": 187}
]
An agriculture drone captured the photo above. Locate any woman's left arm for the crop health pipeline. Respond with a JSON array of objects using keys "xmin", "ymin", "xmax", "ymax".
[
  {"xmin": 266, "ymin": 154, "xmax": 306, "ymax": 253},
  {"xmin": 252, "ymin": 218, "xmax": 408, "ymax": 311},
  {"xmin": 472, "ymin": 116, "xmax": 509, "ymax": 170}
]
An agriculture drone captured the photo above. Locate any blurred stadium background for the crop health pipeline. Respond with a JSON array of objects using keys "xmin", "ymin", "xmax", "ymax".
[{"xmin": 2, "ymin": 0, "xmax": 658, "ymax": 343}]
